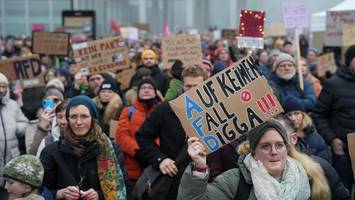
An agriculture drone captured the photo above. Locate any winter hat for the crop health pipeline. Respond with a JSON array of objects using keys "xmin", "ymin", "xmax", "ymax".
[
  {"xmin": 171, "ymin": 60, "xmax": 184, "ymax": 79},
  {"xmin": 57, "ymin": 67, "xmax": 71, "ymax": 82},
  {"xmin": 308, "ymin": 47, "xmax": 320, "ymax": 56},
  {"xmin": 43, "ymin": 87, "xmax": 64, "ymax": 101},
  {"xmin": 137, "ymin": 78, "xmax": 157, "ymax": 95},
  {"xmin": 0, "ymin": 73, "xmax": 9, "ymax": 85},
  {"xmin": 136, "ymin": 67, "xmax": 152, "ymax": 79},
  {"xmin": 269, "ymin": 49, "xmax": 281, "ymax": 59},
  {"xmin": 212, "ymin": 61, "xmax": 227, "ymax": 75},
  {"xmin": 66, "ymin": 95, "xmax": 98, "ymax": 119},
  {"xmin": 3, "ymin": 155, "xmax": 44, "ymax": 188},
  {"xmin": 98, "ymin": 80, "xmax": 117, "ymax": 93},
  {"xmin": 273, "ymin": 53, "xmax": 296, "ymax": 71},
  {"xmin": 345, "ymin": 45, "xmax": 355, "ymax": 67},
  {"xmin": 202, "ymin": 59, "xmax": 213, "ymax": 73},
  {"xmin": 282, "ymin": 95, "xmax": 306, "ymax": 113},
  {"xmin": 141, "ymin": 49, "xmax": 157, "ymax": 61},
  {"xmin": 248, "ymin": 119, "xmax": 288, "ymax": 153},
  {"xmin": 46, "ymin": 78, "xmax": 65, "ymax": 93}
]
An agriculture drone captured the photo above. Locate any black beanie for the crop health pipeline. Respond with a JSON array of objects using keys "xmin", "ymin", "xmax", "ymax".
[
  {"xmin": 171, "ymin": 60, "xmax": 184, "ymax": 79},
  {"xmin": 98, "ymin": 80, "xmax": 117, "ymax": 94},
  {"xmin": 345, "ymin": 45, "xmax": 355, "ymax": 67},
  {"xmin": 137, "ymin": 78, "xmax": 157, "ymax": 95}
]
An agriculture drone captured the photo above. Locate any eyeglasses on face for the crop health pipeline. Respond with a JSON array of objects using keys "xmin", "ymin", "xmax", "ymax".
[{"xmin": 257, "ymin": 142, "xmax": 286, "ymax": 153}]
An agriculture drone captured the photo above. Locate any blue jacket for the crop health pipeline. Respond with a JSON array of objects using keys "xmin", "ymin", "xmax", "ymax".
[
  {"xmin": 303, "ymin": 126, "xmax": 332, "ymax": 163},
  {"xmin": 271, "ymin": 74, "xmax": 316, "ymax": 112}
]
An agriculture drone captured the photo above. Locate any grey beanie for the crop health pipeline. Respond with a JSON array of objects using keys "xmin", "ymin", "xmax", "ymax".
[
  {"xmin": 273, "ymin": 53, "xmax": 296, "ymax": 71},
  {"xmin": 0, "ymin": 73, "xmax": 9, "ymax": 85},
  {"xmin": 44, "ymin": 87, "xmax": 64, "ymax": 101}
]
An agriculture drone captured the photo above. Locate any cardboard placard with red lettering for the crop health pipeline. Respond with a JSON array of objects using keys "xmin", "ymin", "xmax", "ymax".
[
  {"xmin": 316, "ymin": 52, "xmax": 337, "ymax": 77},
  {"xmin": 325, "ymin": 10, "xmax": 355, "ymax": 46},
  {"xmin": 72, "ymin": 36, "xmax": 129, "ymax": 74},
  {"xmin": 237, "ymin": 10, "xmax": 265, "ymax": 49},
  {"xmin": 169, "ymin": 56, "xmax": 283, "ymax": 154},
  {"xmin": 347, "ymin": 133, "xmax": 355, "ymax": 180},
  {"xmin": 0, "ymin": 55, "xmax": 44, "ymax": 88},
  {"xmin": 161, "ymin": 34, "xmax": 203, "ymax": 69},
  {"xmin": 32, "ymin": 31, "xmax": 70, "ymax": 56}
]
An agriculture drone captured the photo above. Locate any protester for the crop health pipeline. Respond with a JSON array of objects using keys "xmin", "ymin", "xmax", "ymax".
[
  {"xmin": 178, "ymin": 119, "xmax": 330, "ymax": 200},
  {"xmin": 307, "ymin": 48, "xmax": 320, "ymax": 74},
  {"xmin": 299, "ymin": 58, "xmax": 322, "ymax": 97},
  {"xmin": 164, "ymin": 60, "xmax": 184, "ymax": 101},
  {"xmin": 124, "ymin": 67, "xmax": 152, "ymax": 105},
  {"xmin": 0, "ymin": 72, "xmax": 29, "ymax": 198},
  {"xmin": 136, "ymin": 65, "xmax": 208, "ymax": 199},
  {"xmin": 283, "ymin": 41, "xmax": 293, "ymax": 55},
  {"xmin": 312, "ymin": 45, "xmax": 355, "ymax": 191},
  {"xmin": 87, "ymin": 73, "xmax": 105, "ymax": 98},
  {"xmin": 3, "ymin": 155, "xmax": 52, "ymax": 200},
  {"xmin": 40, "ymin": 95, "xmax": 127, "ymax": 199}
]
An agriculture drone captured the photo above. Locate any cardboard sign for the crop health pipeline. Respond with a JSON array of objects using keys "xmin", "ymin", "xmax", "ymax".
[
  {"xmin": 72, "ymin": 36, "xmax": 129, "ymax": 74},
  {"xmin": 121, "ymin": 27, "xmax": 139, "ymax": 41},
  {"xmin": 169, "ymin": 56, "xmax": 283, "ymax": 154},
  {"xmin": 32, "ymin": 31, "xmax": 70, "ymax": 56},
  {"xmin": 237, "ymin": 10, "xmax": 265, "ymax": 49},
  {"xmin": 0, "ymin": 55, "xmax": 44, "ymax": 88},
  {"xmin": 161, "ymin": 34, "xmax": 203, "ymax": 69},
  {"xmin": 265, "ymin": 22, "xmax": 287, "ymax": 37},
  {"xmin": 325, "ymin": 10, "xmax": 355, "ymax": 46},
  {"xmin": 316, "ymin": 52, "xmax": 337, "ymax": 77},
  {"xmin": 222, "ymin": 29, "xmax": 237, "ymax": 41},
  {"xmin": 342, "ymin": 23, "xmax": 355, "ymax": 46},
  {"xmin": 116, "ymin": 68, "xmax": 135, "ymax": 91},
  {"xmin": 347, "ymin": 133, "xmax": 355, "ymax": 180},
  {"xmin": 282, "ymin": 3, "xmax": 308, "ymax": 28}
]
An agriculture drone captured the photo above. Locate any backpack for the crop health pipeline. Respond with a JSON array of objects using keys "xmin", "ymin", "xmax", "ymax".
[
  {"xmin": 234, "ymin": 172, "xmax": 252, "ymax": 200},
  {"xmin": 128, "ymin": 105, "xmax": 135, "ymax": 121}
]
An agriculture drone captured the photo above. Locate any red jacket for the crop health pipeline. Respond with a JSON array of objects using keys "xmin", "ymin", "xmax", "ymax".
[{"xmin": 115, "ymin": 98, "xmax": 159, "ymax": 180}]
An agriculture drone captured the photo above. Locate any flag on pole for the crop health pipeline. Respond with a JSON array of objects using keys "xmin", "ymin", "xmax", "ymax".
[
  {"xmin": 110, "ymin": 19, "xmax": 121, "ymax": 34},
  {"xmin": 163, "ymin": 22, "xmax": 171, "ymax": 36}
]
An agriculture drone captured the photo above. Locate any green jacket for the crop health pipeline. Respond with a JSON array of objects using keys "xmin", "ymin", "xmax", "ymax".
[
  {"xmin": 177, "ymin": 156, "xmax": 256, "ymax": 200},
  {"xmin": 164, "ymin": 78, "xmax": 183, "ymax": 101}
]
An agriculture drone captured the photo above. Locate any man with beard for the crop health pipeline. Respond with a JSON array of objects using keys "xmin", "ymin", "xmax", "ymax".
[
  {"xmin": 271, "ymin": 53, "xmax": 316, "ymax": 112},
  {"xmin": 129, "ymin": 49, "xmax": 169, "ymax": 95}
]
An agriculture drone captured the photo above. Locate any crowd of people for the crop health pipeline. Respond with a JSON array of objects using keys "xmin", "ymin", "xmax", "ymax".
[{"xmin": 0, "ymin": 31, "xmax": 354, "ymax": 200}]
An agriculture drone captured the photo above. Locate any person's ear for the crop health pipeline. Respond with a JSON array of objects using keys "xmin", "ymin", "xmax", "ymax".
[
  {"xmin": 290, "ymin": 132, "xmax": 298, "ymax": 145},
  {"xmin": 24, "ymin": 184, "xmax": 33, "ymax": 193}
]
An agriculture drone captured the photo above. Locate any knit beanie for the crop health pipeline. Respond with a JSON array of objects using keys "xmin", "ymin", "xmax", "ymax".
[
  {"xmin": 171, "ymin": 60, "xmax": 184, "ymax": 79},
  {"xmin": 345, "ymin": 45, "xmax": 355, "ymax": 67},
  {"xmin": 98, "ymin": 80, "xmax": 117, "ymax": 94},
  {"xmin": 141, "ymin": 49, "xmax": 157, "ymax": 61},
  {"xmin": 44, "ymin": 87, "xmax": 64, "ymax": 101},
  {"xmin": 273, "ymin": 53, "xmax": 296, "ymax": 71},
  {"xmin": 248, "ymin": 119, "xmax": 288, "ymax": 153},
  {"xmin": 202, "ymin": 59, "xmax": 213, "ymax": 74},
  {"xmin": 308, "ymin": 47, "xmax": 320, "ymax": 56},
  {"xmin": 212, "ymin": 61, "xmax": 227, "ymax": 75},
  {"xmin": 0, "ymin": 73, "xmax": 9, "ymax": 85},
  {"xmin": 66, "ymin": 95, "xmax": 98, "ymax": 119},
  {"xmin": 282, "ymin": 95, "xmax": 306, "ymax": 113},
  {"xmin": 137, "ymin": 78, "xmax": 157, "ymax": 95},
  {"xmin": 46, "ymin": 78, "xmax": 65, "ymax": 93}
]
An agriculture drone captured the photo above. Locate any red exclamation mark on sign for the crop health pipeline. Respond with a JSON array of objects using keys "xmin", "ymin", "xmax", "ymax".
[
  {"xmin": 267, "ymin": 94, "xmax": 276, "ymax": 107},
  {"xmin": 261, "ymin": 97, "xmax": 270, "ymax": 110},
  {"xmin": 257, "ymin": 100, "xmax": 266, "ymax": 113}
]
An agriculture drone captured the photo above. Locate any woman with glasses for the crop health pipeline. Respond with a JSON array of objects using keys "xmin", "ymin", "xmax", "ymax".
[
  {"xmin": 40, "ymin": 95, "xmax": 127, "ymax": 200},
  {"xmin": 178, "ymin": 119, "xmax": 330, "ymax": 200}
]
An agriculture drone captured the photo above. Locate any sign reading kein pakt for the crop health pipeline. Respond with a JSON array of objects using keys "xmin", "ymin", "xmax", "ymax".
[
  {"xmin": 32, "ymin": 31, "xmax": 70, "ymax": 56},
  {"xmin": 161, "ymin": 34, "xmax": 203, "ymax": 69},
  {"xmin": 237, "ymin": 10, "xmax": 265, "ymax": 49},
  {"xmin": 170, "ymin": 56, "xmax": 283, "ymax": 154},
  {"xmin": 0, "ymin": 55, "xmax": 44, "ymax": 88},
  {"xmin": 72, "ymin": 36, "xmax": 129, "ymax": 74}
]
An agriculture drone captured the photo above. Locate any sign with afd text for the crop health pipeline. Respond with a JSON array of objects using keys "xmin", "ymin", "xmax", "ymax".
[
  {"xmin": 32, "ymin": 31, "xmax": 70, "ymax": 56},
  {"xmin": 161, "ymin": 34, "xmax": 203, "ymax": 69},
  {"xmin": 169, "ymin": 56, "xmax": 283, "ymax": 154},
  {"xmin": 72, "ymin": 36, "xmax": 129, "ymax": 74},
  {"xmin": 0, "ymin": 55, "xmax": 44, "ymax": 88}
]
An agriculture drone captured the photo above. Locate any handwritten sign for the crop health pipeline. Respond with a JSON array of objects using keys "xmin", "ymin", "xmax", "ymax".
[
  {"xmin": 342, "ymin": 23, "xmax": 355, "ymax": 46},
  {"xmin": 347, "ymin": 133, "xmax": 355, "ymax": 179},
  {"xmin": 325, "ymin": 10, "xmax": 355, "ymax": 46},
  {"xmin": 170, "ymin": 56, "xmax": 283, "ymax": 154},
  {"xmin": 32, "ymin": 31, "xmax": 70, "ymax": 56},
  {"xmin": 316, "ymin": 52, "xmax": 337, "ymax": 77},
  {"xmin": 0, "ymin": 55, "xmax": 44, "ymax": 88},
  {"xmin": 72, "ymin": 36, "xmax": 129, "ymax": 74},
  {"xmin": 161, "ymin": 34, "xmax": 203, "ymax": 69},
  {"xmin": 265, "ymin": 22, "xmax": 287, "ymax": 37},
  {"xmin": 282, "ymin": 3, "xmax": 308, "ymax": 28}
]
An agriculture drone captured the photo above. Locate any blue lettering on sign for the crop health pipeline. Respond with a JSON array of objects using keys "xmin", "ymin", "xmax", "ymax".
[
  {"xmin": 185, "ymin": 96, "xmax": 203, "ymax": 119},
  {"xmin": 203, "ymin": 135, "xmax": 221, "ymax": 152}
]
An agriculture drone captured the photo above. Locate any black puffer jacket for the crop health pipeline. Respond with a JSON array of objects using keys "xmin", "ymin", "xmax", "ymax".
[
  {"xmin": 39, "ymin": 138, "xmax": 127, "ymax": 199},
  {"xmin": 312, "ymin": 66, "xmax": 355, "ymax": 144}
]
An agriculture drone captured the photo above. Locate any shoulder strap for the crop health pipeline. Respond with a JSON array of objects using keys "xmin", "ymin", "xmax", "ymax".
[
  {"xmin": 128, "ymin": 105, "xmax": 135, "ymax": 121},
  {"xmin": 235, "ymin": 171, "xmax": 252, "ymax": 200},
  {"xmin": 45, "ymin": 135, "xmax": 54, "ymax": 146},
  {"xmin": 174, "ymin": 144, "xmax": 188, "ymax": 166}
]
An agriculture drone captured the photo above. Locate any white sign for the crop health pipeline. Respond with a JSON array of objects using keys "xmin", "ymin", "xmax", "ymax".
[
  {"xmin": 282, "ymin": 3, "xmax": 308, "ymax": 28},
  {"xmin": 325, "ymin": 10, "xmax": 355, "ymax": 46}
]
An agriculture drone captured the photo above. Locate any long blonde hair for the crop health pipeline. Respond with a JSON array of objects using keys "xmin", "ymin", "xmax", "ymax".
[
  {"xmin": 297, "ymin": 112, "xmax": 313, "ymax": 138},
  {"xmin": 238, "ymin": 141, "xmax": 331, "ymax": 200}
]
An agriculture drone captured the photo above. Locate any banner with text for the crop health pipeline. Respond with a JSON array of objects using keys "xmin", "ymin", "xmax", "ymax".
[
  {"xmin": 161, "ymin": 34, "xmax": 203, "ymax": 69},
  {"xmin": 72, "ymin": 36, "xmax": 129, "ymax": 74},
  {"xmin": 32, "ymin": 31, "xmax": 70, "ymax": 56},
  {"xmin": 169, "ymin": 56, "xmax": 283, "ymax": 154},
  {"xmin": 325, "ymin": 10, "xmax": 355, "ymax": 46},
  {"xmin": 316, "ymin": 52, "xmax": 337, "ymax": 77},
  {"xmin": 0, "ymin": 55, "xmax": 44, "ymax": 88},
  {"xmin": 282, "ymin": 3, "xmax": 308, "ymax": 28}
]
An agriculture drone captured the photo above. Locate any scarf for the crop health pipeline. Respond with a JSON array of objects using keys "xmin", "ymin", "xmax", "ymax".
[
  {"xmin": 63, "ymin": 122, "xmax": 126, "ymax": 199},
  {"xmin": 243, "ymin": 154, "xmax": 310, "ymax": 200}
]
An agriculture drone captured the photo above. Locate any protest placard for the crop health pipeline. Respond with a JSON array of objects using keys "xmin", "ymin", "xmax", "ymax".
[
  {"xmin": 169, "ymin": 56, "xmax": 283, "ymax": 154},
  {"xmin": 72, "ymin": 36, "xmax": 129, "ymax": 74},
  {"xmin": 32, "ymin": 31, "xmax": 70, "ymax": 56},
  {"xmin": 161, "ymin": 34, "xmax": 203, "ymax": 69},
  {"xmin": 0, "ymin": 55, "xmax": 44, "ymax": 88},
  {"xmin": 121, "ymin": 27, "xmax": 139, "ymax": 41},
  {"xmin": 116, "ymin": 68, "xmax": 135, "ymax": 90},
  {"xmin": 325, "ymin": 10, "xmax": 355, "ymax": 46},
  {"xmin": 317, "ymin": 52, "xmax": 337, "ymax": 77},
  {"xmin": 237, "ymin": 10, "xmax": 265, "ymax": 49},
  {"xmin": 222, "ymin": 29, "xmax": 237, "ymax": 41},
  {"xmin": 342, "ymin": 23, "xmax": 355, "ymax": 46},
  {"xmin": 347, "ymin": 133, "xmax": 355, "ymax": 179},
  {"xmin": 282, "ymin": 3, "xmax": 308, "ymax": 29},
  {"xmin": 264, "ymin": 22, "xmax": 287, "ymax": 37}
]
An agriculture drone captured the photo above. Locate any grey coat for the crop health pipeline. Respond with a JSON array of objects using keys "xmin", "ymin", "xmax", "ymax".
[{"xmin": 0, "ymin": 90, "xmax": 28, "ymax": 186}]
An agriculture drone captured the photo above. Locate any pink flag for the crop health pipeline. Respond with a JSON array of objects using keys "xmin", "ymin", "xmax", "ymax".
[
  {"xmin": 163, "ymin": 22, "xmax": 171, "ymax": 36},
  {"xmin": 110, "ymin": 19, "xmax": 121, "ymax": 34}
]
